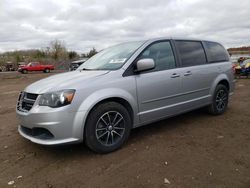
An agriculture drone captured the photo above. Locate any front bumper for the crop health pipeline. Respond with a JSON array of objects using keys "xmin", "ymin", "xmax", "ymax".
[
  {"xmin": 18, "ymin": 125, "xmax": 79, "ymax": 145},
  {"xmin": 16, "ymin": 105, "xmax": 87, "ymax": 145}
]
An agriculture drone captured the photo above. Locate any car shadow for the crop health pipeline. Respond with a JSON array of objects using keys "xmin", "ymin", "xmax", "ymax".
[
  {"xmin": 35, "ymin": 108, "xmax": 211, "ymax": 158},
  {"xmin": 128, "ymin": 108, "xmax": 211, "ymax": 143}
]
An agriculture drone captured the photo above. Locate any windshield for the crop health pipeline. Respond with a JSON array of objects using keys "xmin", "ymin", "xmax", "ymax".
[{"xmin": 78, "ymin": 41, "xmax": 144, "ymax": 70}]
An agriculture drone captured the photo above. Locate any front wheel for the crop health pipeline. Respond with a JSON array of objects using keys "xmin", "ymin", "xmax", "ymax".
[
  {"xmin": 85, "ymin": 102, "xmax": 132, "ymax": 153},
  {"xmin": 22, "ymin": 69, "xmax": 28, "ymax": 74},
  {"xmin": 208, "ymin": 84, "xmax": 229, "ymax": 115},
  {"xmin": 44, "ymin": 69, "xmax": 50, "ymax": 73}
]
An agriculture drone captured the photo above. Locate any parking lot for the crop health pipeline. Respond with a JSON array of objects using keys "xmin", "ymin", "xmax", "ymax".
[{"xmin": 0, "ymin": 72, "xmax": 250, "ymax": 188}]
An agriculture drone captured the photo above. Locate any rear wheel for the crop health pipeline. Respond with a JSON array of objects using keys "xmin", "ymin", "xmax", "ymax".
[
  {"xmin": 44, "ymin": 69, "xmax": 50, "ymax": 73},
  {"xmin": 208, "ymin": 84, "xmax": 229, "ymax": 115},
  {"xmin": 85, "ymin": 102, "xmax": 132, "ymax": 153}
]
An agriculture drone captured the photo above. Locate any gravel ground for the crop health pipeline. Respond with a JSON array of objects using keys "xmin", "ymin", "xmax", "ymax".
[{"xmin": 0, "ymin": 72, "xmax": 250, "ymax": 188}]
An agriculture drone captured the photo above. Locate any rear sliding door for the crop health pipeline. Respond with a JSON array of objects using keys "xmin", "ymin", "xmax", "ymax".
[{"xmin": 174, "ymin": 40, "xmax": 215, "ymax": 108}]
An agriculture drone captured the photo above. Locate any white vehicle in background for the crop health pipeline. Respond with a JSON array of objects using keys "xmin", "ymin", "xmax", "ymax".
[{"xmin": 69, "ymin": 58, "xmax": 88, "ymax": 71}]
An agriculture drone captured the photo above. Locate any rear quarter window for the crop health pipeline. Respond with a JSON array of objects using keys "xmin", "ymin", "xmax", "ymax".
[
  {"xmin": 204, "ymin": 41, "xmax": 229, "ymax": 63},
  {"xmin": 175, "ymin": 41, "xmax": 207, "ymax": 67}
]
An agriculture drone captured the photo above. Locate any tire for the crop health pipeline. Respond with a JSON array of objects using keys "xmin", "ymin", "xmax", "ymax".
[
  {"xmin": 22, "ymin": 69, "xmax": 28, "ymax": 74},
  {"xmin": 44, "ymin": 69, "xmax": 50, "ymax": 73},
  {"xmin": 85, "ymin": 102, "xmax": 132, "ymax": 154},
  {"xmin": 208, "ymin": 84, "xmax": 229, "ymax": 115}
]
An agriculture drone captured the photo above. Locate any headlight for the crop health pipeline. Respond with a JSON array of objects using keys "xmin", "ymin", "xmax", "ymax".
[{"xmin": 39, "ymin": 90, "xmax": 75, "ymax": 108}]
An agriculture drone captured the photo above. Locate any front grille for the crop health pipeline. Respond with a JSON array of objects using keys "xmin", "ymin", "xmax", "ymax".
[{"xmin": 17, "ymin": 92, "xmax": 38, "ymax": 112}]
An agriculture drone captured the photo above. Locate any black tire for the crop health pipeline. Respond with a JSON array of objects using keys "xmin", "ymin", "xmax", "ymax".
[
  {"xmin": 44, "ymin": 69, "xmax": 50, "ymax": 73},
  {"xmin": 85, "ymin": 102, "xmax": 132, "ymax": 154},
  {"xmin": 208, "ymin": 84, "xmax": 229, "ymax": 115},
  {"xmin": 22, "ymin": 69, "xmax": 28, "ymax": 74}
]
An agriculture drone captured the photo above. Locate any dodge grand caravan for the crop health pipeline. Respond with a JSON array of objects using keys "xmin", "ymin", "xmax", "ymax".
[{"xmin": 16, "ymin": 37, "xmax": 234, "ymax": 153}]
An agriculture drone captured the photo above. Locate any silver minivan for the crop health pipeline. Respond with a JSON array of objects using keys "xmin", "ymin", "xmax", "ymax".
[{"xmin": 16, "ymin": 37, "xmax": 235, "ymax": 153}]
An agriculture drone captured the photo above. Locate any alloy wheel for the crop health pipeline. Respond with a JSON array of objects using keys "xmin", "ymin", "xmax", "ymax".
[
  {"xmin": 215, "ymin": 89, "xmax": 227, "ymax": 111},
  {"xmin": 95, "ymin": 111, "xmax": 125, "ymax": 146}
]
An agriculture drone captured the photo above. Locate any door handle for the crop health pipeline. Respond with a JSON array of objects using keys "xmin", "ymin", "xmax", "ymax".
[
  {"xmin": 184, "ymin": 71, "xmax": 192, "ymax": 76},
  {"xmin": 171, "ymin": 73, "xmax": 180, "ymax": 78}
]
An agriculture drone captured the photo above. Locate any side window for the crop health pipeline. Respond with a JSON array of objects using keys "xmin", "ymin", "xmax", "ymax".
[
  {"xmin": 138, "ymin": 41, "xmax": 176, "ymax": 72},
  {"xmin": 175, "ymin": 41, "xmax": 206, "ymax": 67},
  {"xmin": 31, "ymin": 62, "xmax": 38, "ymax": 66},
  {"xmin": 204, "ymin": 41, "xmax": 229, "ymax": 62}
]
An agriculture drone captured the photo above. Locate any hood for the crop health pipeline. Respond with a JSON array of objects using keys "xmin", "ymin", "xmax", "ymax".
[{"xmin": 25, "ymin": 70, "xmax": 109, "ymax": 94}]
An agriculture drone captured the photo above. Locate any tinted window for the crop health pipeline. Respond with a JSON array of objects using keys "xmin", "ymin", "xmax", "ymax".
[
  {"xmin": 176, "ymin": 41, "xmax": 206, "ymax": 67},
  {"xmin": 204, "ymin": 41, "xmax": 229, "ymax": 62},
  {"xmin": 138, "ymin": 41, "xmax": 176, "ymax": 71}
]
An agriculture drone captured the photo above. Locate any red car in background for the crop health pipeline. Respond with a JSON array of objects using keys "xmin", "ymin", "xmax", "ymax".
[{"xmin": 18, "ymin": 62, "xmax": 54, "ymax": 74}]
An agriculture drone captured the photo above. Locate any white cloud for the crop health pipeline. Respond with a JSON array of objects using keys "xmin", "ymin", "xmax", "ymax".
[{"xmin": 0, "ymin": 0, "xmax": 249, "ymax": 53}]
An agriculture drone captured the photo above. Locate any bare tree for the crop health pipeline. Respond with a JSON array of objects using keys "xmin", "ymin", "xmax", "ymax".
[
  {"xmin": 86, "ymin": 47, "xmax": 98, "ymax": 58},
  {"xmin": 50, "ymin": 39, "xmax": 67, "ymax": 60}
]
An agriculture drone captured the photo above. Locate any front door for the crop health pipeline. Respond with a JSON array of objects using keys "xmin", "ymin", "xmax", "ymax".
[{"xmin": 135, "ymin": 41, "xmax": 182, "ymax": 123}]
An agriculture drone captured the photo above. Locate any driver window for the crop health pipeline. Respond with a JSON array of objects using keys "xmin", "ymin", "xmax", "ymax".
[{"xmin": 138, "ymin": 41, "xmax": 176, "ymax": 72}]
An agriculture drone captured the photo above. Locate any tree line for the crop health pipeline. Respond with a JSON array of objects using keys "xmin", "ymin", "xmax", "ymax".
[
  {"xmin": 227, "ymin": 46, "xmax": 250, "ymax": 55},
  {"xmin": 0, "ymin": 39, "xmax": 98, "ymax": 69}
]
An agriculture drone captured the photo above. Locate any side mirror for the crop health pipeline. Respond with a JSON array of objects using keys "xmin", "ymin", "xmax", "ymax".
[{"xmin": 135, "ymin": 58, "xmax": 155, "ymax": 72}]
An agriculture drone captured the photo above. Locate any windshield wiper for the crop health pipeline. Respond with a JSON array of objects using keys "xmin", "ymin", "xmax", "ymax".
[
  {"xmin": 81, "ymin": 68, "xmax": 94, "ymax": 71},
  {"xmin": 80, "ymin": 68, "xmax": 109, "ymax": 71}
]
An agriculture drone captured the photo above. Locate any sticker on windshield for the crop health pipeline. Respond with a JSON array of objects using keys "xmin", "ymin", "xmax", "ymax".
[{"xmin": 108, "ymin": 58, "xmax": 127, "ymax": 64}]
